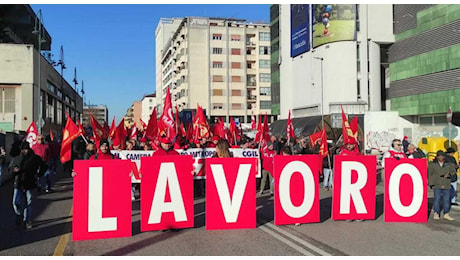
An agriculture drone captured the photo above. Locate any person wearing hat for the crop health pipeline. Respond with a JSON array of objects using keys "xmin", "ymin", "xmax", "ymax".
[
  {"xmin": 339, "ymin": 138, "xmax": 361, "ymax": 156},
  {"xmin": 153, "ymin": 136, "xmax": 179, "ymax": 156},
  {"xmin": 11, "ymin": 141, "xmax": 48, "ymax": 229},
  {"xmin": 208, "ymin": 136, "xmax": 220, "ymax": 148},
  {"xmin": 445, "ymin": 148, "xmax": 459, "ymax": 206},
  {"xmin": 90, "ymin": 139, "xmax": 116, "ymax": 160},
  {"xmin": 429, "ymin": 150, "xmax": 456, "ymax": 220},
  {"xmin": 259, "ymin": 141, "xmax": 275, "ymax": 196},
  {"xmin": 406, "ymin": 144, "xmax": 426, "ymax": 159},
  {"xmin": 382, "ymin": 139, "xmax": 406, "ymax": 168}
]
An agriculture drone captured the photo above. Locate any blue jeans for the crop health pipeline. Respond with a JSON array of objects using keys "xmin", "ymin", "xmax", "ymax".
[
  {"xmin": 451, "ymin": 181, "xmax": 457, "ymax": 203},
  {"xmin": 12, "ymin": 189, "xmax": 33, "ymax": 222},
  {"xmin": 433, "ymin": 188, "xmax": 451, "ymax": 214},
  {"xmin": 323, "ymin": 168, "xmax": 333, "ymax": 188}
]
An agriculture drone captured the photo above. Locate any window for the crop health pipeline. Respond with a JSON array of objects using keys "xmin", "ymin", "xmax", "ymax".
[
  {"xmin": 149, "ymin": 99, "xmax": 153, "ymax": 103},
  {"xmin": 212, "ymin": 48, "xmax": 223, "ymax": 54},
  {"xmin": 259, "ymin": 46, "xmax": 271, "ymax": 55},
  {"xmin": 57, "ymin": 89, "xmax": 63, "ymax": 99},
  {"xmin": 46, "ymin": 94, "xmax": 54, "ymax": 124},
  {"xmin": 57, "ymin": 102, "xmax": 63, "ymax": 125},
  {"xmin": 232, "ymin": 103, "xmax": 242, "ymax": 110},
  {"xmin": 260, "ymin": 87, "xmax": 271, "ymax": 96},
  {"xmin": 259, "ymin": 59, "xmax": 270, "ymax": 68},
  {"xmin": 213, "ymin": 89, "xmax": 223, "ymax": 96},
  {"xmin": 149, "ymin": 106, "xmax": 153, "ymax": 111},
  {"xmin": 47, "ymin": 82, "xmax": 56, "ymax": 93},
  {"xmin": 212, "ymin": 61, "xmax": 223, "ymax": 68},
  {"xmin": 213, "ymin": 103, "xmax": 223, "ymax": 110},
  {"xmin": 213, "ymin": 75, "xmax": 224, "ymax": 82},
  {"xmin": 419, "ymin": 116, "xmax": 432, "ymax": 125},
  {"xmin": 260, "ymin": 101, "xmax": 271, "ymax": 109},
  {"xmin": 231, "ymin": 76, "xmax": 241, "ymax": 82},
  {"xmin": 232, "ymin": 90, "xmax": 241, "ymax": 96},
  {"xmin": 231, "ymin": 48, "xmax": 241, "ymax": 55},
  {"xmin": 259, "ymin": 73, "xmax": 271, "ymax": 82},
  {"xmin": 231, "ymin": 34, "xmax": 241, "ymax": 41},
  {"xmin": 231, "ymin": 62, "xmax": 241, "ymax": 69},
  {"xmin": 259, "ymin": 32, "xmax": 270, "ymax": 41},
  {"xmin": 0, "ymin": 87, "xmax": 16, "ymax": 113},
  {"xmin": 212, "ymin": 34, "xmax": 222, "ymax": 40}
]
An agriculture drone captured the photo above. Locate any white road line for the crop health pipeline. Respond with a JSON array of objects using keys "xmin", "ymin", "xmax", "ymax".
[
  {"xmin": 264, "ymin": 222, "xmax": 332, "ymax": 256},
  {"xmin": 258, "ymin": 225, "xmax": 314, "ymax": 256},
  {"xmin": 194, "ymin": 212, "xmax": 205, "ymax": 217}
]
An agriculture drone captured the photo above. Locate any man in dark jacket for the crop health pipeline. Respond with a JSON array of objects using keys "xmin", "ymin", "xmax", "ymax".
[
  {"xmin": 428, "ymin": 150, "xmax": 456, "ymax": 221},
  {"xmin": 12, "ymin": 141, "xmax": 48, "ymax": 229}
]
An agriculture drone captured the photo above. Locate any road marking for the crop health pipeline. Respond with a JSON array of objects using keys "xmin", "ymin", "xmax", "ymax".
[
  {"xmin": 194, "ymin": 212, "xmax": 205, "ymax": 217},
  {"xmin": 258, "ymin": 225, "xmax": 314, "ymax": 256},
  {"xmin": 264, "ymin": 222, "xmax": 332, "ymax": 256},
  {"xmin": 53, "ymin": 206, "xmax": 73, "ymax": 256}
]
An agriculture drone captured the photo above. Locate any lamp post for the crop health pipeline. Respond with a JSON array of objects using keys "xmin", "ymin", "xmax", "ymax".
[
  {"xmin": 32, "ymin": 9, "xmax": 46, "ymax": 134},
  {"xmin": 313, "ymin": 57, "xmax": 324, "ymax": 129}
]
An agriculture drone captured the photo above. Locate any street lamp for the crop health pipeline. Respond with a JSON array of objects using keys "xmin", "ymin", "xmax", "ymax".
[
  {"xmin": 32, "ymin": 9, "xmax": 46, "ymax": 135},
  {"xmin": 313, "ymin": 57, "xmax": 324, "ymax": 129}
]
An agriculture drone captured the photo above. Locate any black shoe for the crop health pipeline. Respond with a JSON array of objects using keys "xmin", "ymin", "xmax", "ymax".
[
  {"xmin": 45, "ymin": 188, "xmax": 54, "ymax": 193},
  {"xmin": 451, "ymin": 202, "xmax": 460, "ymax": 206},
  {"xmin": 15, "ymin": 215, "xmax": 23, "ymax": 226},
  {"xmin": 25, "ymin": 221, "xmax": 33, "ymax": 230}
]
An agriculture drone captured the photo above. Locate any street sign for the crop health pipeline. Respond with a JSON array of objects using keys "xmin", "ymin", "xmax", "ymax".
[
  {"xmin": 443, "ymin": 125, "xmax": 458, "ymax": 139},
  {"xmin": 447, "ymin": 108, "xmax": 452, "ymax": 123}
]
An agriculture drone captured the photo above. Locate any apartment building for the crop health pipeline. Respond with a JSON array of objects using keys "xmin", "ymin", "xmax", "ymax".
[
  {"xmin": 155, "ymin": 17, "xmax": 274, "ymax": 123},
  {"xmin": 82, "ymin": 105, "xmax": 108, "ymax": 127}
]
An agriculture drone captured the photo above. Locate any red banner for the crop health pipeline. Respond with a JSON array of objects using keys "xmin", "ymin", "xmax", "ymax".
[
  {"xmin": 140, "ymin": 156, "xmax": 194, "ymax": 231},
  {"xmin": 72, "ymin": 160, "xmax": 132, "ymax": 241},
  {"xmin": 332, "ymin": 156, "xmax": 377, "ymax": 220},
  {"xmin": 274, "ymin": 155, "xmax": 320, "ymax": 225},
  {"xmin": 384, "ymin": 158, "xmax": 427, "ymax": 222},
  {"xmin": 205, "ymin": 158, "xmax": 257, "ymax": 230}
]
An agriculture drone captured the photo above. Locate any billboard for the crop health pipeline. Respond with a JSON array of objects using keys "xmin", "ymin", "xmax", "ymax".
[
  {"xmin": 290, "ymin": 4, "xmax": 310, "ymax": 57},
  {"xmin": 312, "ymin": 4, "xmax": 357, "ymax": 48}
]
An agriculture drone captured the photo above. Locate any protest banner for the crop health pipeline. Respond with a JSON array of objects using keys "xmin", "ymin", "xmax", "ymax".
[
  {"xmin": 384, "ymin": 158, "xmax": 428, "ymax": 222},
  {"xmin": 73, "ymin": 160, "xmax": 132, "ymax": 241},
  {"xmin": 205, "ymin": 158, "xmax": 257, "ymax": 230},
  {"xmin": 274, "ymin": 155, "xmax": 320, "ymax": 225},
  {"xmin": 141, "ymin": 155, "xmax": 194, "ymax": 231},
  {"xmin": 332, "ymin": 155, "xmax": 377, "ymax": 220}
]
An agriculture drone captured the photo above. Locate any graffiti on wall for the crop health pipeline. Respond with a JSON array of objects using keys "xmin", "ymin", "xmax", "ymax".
[{"xmin": 366, "ymin": 131, "xmax": 397, "ymax": 151}]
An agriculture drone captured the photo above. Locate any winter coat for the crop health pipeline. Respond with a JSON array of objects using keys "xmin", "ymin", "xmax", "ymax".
[
  {"xmin": 153, "ymin": 148, "xmax": 180, "ymax": 156},
  {"xmin": 83, "ymin": 150, "xmax": 96, "ymax": 160},
  {"xmin": 89, "ymin": 152, "xmax": 116, "ymax": 160},
  {"xmin": 13, "ymin": 149, "xmax": 48, "ymax": 190},
  {"xmin": 428, "ymin": 161, "xmax": 456, "ymax": 189},
  {"xmin": 32, "ymin": 143, "xmax": 50, "ymax": 162}
]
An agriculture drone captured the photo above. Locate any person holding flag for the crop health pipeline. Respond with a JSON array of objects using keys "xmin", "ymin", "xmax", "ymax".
[
  {"xmin": 153, "ymin": 136, "xmax": 179, "ymax": 156},
  {"xmin": 259, "ymin": 141, "xmax": 275, "ymax": 196}
]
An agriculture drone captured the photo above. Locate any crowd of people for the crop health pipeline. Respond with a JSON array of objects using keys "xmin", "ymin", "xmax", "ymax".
[{"xmin": 3, "ymin": 126, "xmax": 459, "ymax": 230}]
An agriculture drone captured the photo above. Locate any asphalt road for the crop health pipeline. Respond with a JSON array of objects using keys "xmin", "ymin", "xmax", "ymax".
[{"xmin": 1, "ymin": 167, "xmax": 459, "ymax": 256}]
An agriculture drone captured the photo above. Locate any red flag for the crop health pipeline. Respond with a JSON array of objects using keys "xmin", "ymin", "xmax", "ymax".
[
  {"xmin": 185, "ymin": 122, "xmax": 193, "ymax": 142},
  {"xmin": 139, "ymin": 118, "xmax": 147, "ymax": 131},
  {"xmin": 229, "ymin": 117, "xmax": 237, "ymax": 145},
  {"xmin": 109, "ymin": 116, "xmax": 116, "ymax": 139},
  {"xmin": 113, "ymin": 118, "xmax": 127, "ymax": 149},
  {"xmin": 60, "ymin": 115, "xmax": 80, "ymax": 163},
  {"xmin": 103, "ymin": 121, "xmax": 110, "ymax": 138},
  {"xmin": 24, "ymin": 121, "xmax": 39, "ymax": 147},
  {"xmin": 193, "ymin": 104, "xmax": 210, "ymax": 142},
  {"xmin": 90, "ymin": 113, "xmax": 104, "ymax": 141},
  {"xmin": 350, "ymin": 116, "xmax": 359, "ymax": 136},
  {"xmin": 180, "ymin": 122, "xmax": 187, "ymax": 137},
  {"xmin": 130, "ymin": 126, "xmax": 138, "ymax": 140},
  {"xmin": 262, "ymin": 113, "xmax": 270, "ymax": 142},
  {"xmin": 341, "ymin": 106, "xmax": 357, "ymax": 144},
  {"xmin": 49, "ymin": 129, "xmax": 54, "ymax": 141},
  {"xmin": 251, "ymin": 114, "xmax": 256, "ymax": 130},
  {"xmin": 77, "ymin": 121, "xmax": 85, "ymax": 135},
  {"xmin": 309, "ymin": 128, "xmax": 328, "ymax": 158},
  {"xmin": 286, "ymin": 110, "xmax": 296, "ymax": 143},
  {"xmin": 145, "ymin": 107, "xmax": 158, "ymax": 140},
  {"xmin": 255, "ymin": 115, "xmax": 262, "ymax": 142},
  {"xmin": 159, "ymin": 86, "xmax": 176, "ymax": 138}
]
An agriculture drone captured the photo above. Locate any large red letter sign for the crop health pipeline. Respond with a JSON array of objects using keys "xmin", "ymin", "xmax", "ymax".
[
  {"xmin": 141, "ymin": 155, "xmax": 194, "ymax": 231},
  {"xmin": 206, "ymin": 158, "xmax": 257, "ymax": 230},
  {"xmin": 332, "ymin": 156, "xmax": 376, "ymax": 220},
  {"xmin": 73, "ymin": 160, "xmax": 132, "ymax": 241},
  {"xmin": 274, "ymin": 155, "xmax": 320, "ymax": 225},
  {"xmin": 384, "ymin": 158, "xmax": 427, "ymax": 222}
]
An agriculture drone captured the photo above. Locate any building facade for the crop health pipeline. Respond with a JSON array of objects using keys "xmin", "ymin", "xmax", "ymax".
[
  {"xmin": 389, "ymin": 4, "xmax": 460, "ymax": 129},
  {"xmin": 273, "ymin": 4, "xmax": 394, "ymax": 121},
  {"xmin": 141, "ymin": 93, "xmax": 156, "ymax": 124},
  {"xmin": 82, "ymin": 105, "xmax": 108, "ymax": 127},
  {"xmin": 155, "ymin": 17, "xmax": 274, "ymax": 124},
  {"xmin": 0, "ymin": 5, "xmax": 83, "ymax": 135}
]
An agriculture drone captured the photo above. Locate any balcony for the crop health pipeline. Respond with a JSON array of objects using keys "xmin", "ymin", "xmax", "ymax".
[{"xmin": 247, "ymin": 95, "xmax": 257, "ymax": 102}]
